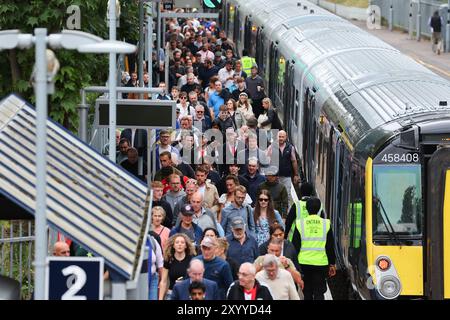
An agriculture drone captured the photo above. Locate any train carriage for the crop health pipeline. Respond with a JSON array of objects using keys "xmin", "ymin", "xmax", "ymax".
[{"xmin": 223, "ymin": 0, "xmax": 450, "ymax": 299}]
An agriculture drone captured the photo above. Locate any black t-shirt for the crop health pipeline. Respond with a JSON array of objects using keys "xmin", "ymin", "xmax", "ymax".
[{"xmin": 164, "ymin": 255, "xmax": 192, "ymax": 289}]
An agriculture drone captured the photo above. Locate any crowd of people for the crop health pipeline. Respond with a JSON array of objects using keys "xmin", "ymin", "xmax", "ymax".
[{"xmin": 65, "ymin": 8, "xmax": 337, "ymax": 301}]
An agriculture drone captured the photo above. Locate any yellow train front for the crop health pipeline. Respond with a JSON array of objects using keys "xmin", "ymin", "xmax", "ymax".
[{"xmin": 341, "ymin": 124, "xmax": 450, "ymax": 300}]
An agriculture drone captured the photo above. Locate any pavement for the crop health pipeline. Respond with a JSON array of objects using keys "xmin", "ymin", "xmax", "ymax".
[{"xmin": 349, "ymin": 20, "xmax": 450, "ymax": 81}]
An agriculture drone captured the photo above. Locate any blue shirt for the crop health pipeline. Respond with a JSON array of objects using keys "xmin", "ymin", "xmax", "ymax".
[
  {"xmin": 226, "ymin": 233, "xmax": 259, "ymax": 265},
  {"xmin": 221, "ymin": 204, "xmax": 256, "ymax": 237},
  {"xmin": 208, "ymin": 91, "xmax": 224, "ymax": 117},
  {"xmin": 195, "ymin": 255, "xmax": 233, "ymax": 299}
]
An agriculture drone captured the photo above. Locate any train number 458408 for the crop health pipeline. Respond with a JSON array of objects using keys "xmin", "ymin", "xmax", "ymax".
[{"xmin": 381, "ymin": 153, "xmax": 419, "ymax": 163}]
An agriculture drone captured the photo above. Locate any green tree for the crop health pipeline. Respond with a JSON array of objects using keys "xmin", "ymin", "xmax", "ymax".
[{"xmin": 0, "ymin": 0, "xmax": 139, "ymax": 131}]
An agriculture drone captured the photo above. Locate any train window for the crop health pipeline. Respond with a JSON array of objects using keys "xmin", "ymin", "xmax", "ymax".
[{"xmin": 372, "ymin": 165, "xmax": 423, "ymax": 237}]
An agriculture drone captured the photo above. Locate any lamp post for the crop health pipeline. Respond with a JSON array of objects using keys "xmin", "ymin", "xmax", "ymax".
[{"xmin": 0, "ymin": 29, "xmax": 135, "ymax": 300}]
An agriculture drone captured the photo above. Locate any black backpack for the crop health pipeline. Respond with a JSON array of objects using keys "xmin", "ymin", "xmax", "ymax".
[{"xmin": 271, "ymin": 108, "xmax": 283, "ymax": 130}]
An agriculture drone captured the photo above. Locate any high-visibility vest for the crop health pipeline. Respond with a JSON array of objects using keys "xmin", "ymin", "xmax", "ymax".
[
  {"xmin": 287, "ymin": 200, "xmax": 308, "ymax": 242},
  {"xmin": 352, "ymin": 202, "xmax": 362, "ymax": 248},
  {"xmin": 297, "ymin": 215, "xmax": 330, "ymax": 266},
  {"xmin": 241, "ymin": 56, "xmax": 256, "ymax": 74}
]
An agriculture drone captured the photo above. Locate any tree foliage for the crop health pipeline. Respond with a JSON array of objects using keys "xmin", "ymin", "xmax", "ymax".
[{"xmin": 0, "ymin": 0, "xmax": 139, "ymax": 131}]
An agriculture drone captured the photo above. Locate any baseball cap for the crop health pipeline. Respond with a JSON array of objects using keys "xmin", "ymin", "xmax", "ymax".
[
  {"xmin": 201, "ymin": 237, "xmax": 216, "ymax": 248},
  {"xmin": 215, "ymin": 51, "xmax": 222, "ymax": 57},
  {"xmin": 231, "ymin": 216, "xmax": 245, "ymax": 230},
  {"xmin": 180, "ymin": 204, "xmax": 194, "ymax": 216}
]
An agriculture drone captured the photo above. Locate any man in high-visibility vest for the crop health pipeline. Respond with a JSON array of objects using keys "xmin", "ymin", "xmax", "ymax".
[
  {"xmin": 285, "ymin": 182, "xmax": 315, "ymax": 250},
  {"xmin": 298, "ymin": 197, "xmax": 336, "ymax": 300},
  {"xmin": 240, "ymin": 49, "xmax": 256, "ymax": 75}
]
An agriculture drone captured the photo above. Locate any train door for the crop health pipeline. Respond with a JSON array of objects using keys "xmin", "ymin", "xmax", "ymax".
[
  {"xmin": 233, "ymin": 7, "xmax": 240, "ymax": 46},
  {"xmin": 244, "ymin": 17, "xmax": 252, "ymax": 53},
  {"xmin": 333, "ymin": 136, "xmax": 350, "ymax": 269},
  {"xmin": 284, "ymin": 62, "xmax": 295, "ymax": 135},
  {"xmin": 426, "ymin": 146, "xmax": 450, "ymax": 299},
  {"xmin": 268, "ymin": 43, "xmax": 278, "ymax": 99},
  {"xmin": 302, "ymin": 88, "xmax": 316, "ymax": 183},
  {"xmin": 255, "ymin": 28, "xmax": 264, "ymax": 76}
]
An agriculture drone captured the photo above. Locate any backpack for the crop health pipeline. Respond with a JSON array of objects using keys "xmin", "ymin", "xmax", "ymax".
[{"xmin": 271, "ymin": 108, "xmax": 283, "ymax": 130}]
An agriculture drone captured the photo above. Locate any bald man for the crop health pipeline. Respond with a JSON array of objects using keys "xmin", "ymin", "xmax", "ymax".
[
  {"xmin": 171, "ymin": 259, "xmax": 219, "ymax": 300},
  {"xmin": 53, "ymin": 241, "xmax": 70, "ymax": 257},
  {"xmin": 189, "ymin": 192, "xmax": 220, "ymax": 232},
  {"xmin": 226, "ymin": 262, "xmax": 273, "ymax": 300}
]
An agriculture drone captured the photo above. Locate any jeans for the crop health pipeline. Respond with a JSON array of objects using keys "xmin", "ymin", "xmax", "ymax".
[{"xmin": 148, "ymin": 273, "xmax": 159, "ymax": 300}]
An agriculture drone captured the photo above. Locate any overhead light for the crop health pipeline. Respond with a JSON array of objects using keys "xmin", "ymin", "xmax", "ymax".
[{"xmin": 78, "ymin": 40, "xmax": 136, "ymax": 54}]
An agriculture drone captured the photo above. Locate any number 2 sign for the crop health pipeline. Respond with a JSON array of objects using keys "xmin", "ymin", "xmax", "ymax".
[{"xmin": 45, "ymin": 257, "xmax": 104, "ymax": 300}]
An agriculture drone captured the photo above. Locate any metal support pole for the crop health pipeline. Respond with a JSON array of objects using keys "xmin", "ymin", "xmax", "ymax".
[
  {"xmin": 446, "ymin": 2, "xmax": 450, "ymax": 53},
  {"xmin": 417, "ymin": 0, "xmax": 421, "ymax": 41},
  {"xmin": 34, "ymin": 28, "xmax": 48, "ymax": 300},
  {"xmin": 147, "ymin": 11, "xmax": 153, "ymax": 91},
  {"xmin": 389, "ymin": 1, "xmax": 393, "ymax": 32},
  {"xmin": 78, "ymin": 89, "xmax": 88, "ymax": 142},
  {"xmin": 111, "ymin": 281, "xmax": 127, "ymax": 300},
  {"xmin": 162, "ymin": 18, "xmax": 166, "ymax": 56},
  {"xmin": 165, "ymin": 42, "xmax": 169, "ymax": 90},
  {"xmin": 147, "ymin": 129, "xmax": 155, "ymax": 187},
  {"xmin": 409, "ymin": 1, "xmax": 414, "ymax": 40},
  {"xmin": 109, "ymin": 0, "xmax": 117, "ymax": 162},
  {"xmin": 139, "ymin": 0, "xmax": 144, "ymax": 99}
]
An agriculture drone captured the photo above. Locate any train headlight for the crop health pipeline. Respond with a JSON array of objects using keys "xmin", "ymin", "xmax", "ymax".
[
  {"xmin": 378, "ymin": 275, "xmax": 402, "ymax": 299},
  {"xmin": 376, "ymin": 256, "xmax": 391, "ymax": 271}
]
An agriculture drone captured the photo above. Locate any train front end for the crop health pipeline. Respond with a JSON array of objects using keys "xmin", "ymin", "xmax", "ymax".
[{"xmin": 364, "ymin": 121, "xmax": 450, "ymax": 299}]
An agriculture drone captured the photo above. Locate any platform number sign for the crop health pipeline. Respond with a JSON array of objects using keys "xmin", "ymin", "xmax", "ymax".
[
  {"xmin": 203, "ymin": 0, "xmax": 222, "ymax": 9},
  {"xmin": 45, "ymin": 257, "xmax": 104, "ymax": 300}
]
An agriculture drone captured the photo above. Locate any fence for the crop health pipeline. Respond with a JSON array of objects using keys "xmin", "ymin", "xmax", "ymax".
[
  {"xmin": 370, "ymin": 0, "xmax": 448, "ymax": 39},
  {"xmin": 0, "ymin": 221, "xmax": 34, "ymax": 299}
]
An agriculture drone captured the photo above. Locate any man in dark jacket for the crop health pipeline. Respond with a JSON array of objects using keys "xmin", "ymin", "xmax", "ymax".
[
  {"xmin": 257, "ymin": 166, "xmax": 288, "ymax": 218},
  {"xmin": 171, "ymin": 259, "xmax": 219, "ymax": 300},
  {"xmin": 226, "ymin": 262, "xmax": 273, "ymax": 300}
]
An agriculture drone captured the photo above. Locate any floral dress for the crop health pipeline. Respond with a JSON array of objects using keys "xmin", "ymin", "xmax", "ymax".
[{"xmin": 255, "ymin": 217, "xmax": 270, "ymax": 246}]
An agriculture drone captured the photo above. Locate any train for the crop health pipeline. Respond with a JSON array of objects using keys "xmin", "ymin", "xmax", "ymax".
[{"xmin": 221, "ymin": 0, "xmax": 450, "ymax": 299}]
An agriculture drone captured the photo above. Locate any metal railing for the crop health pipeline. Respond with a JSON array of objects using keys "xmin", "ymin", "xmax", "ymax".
[
  {"xmin": 371, "ymin": 0, "xmax": 448, "ymax": 46},
  {"xmin": 0, "ymin": 221, "xmax": 34, "ymax": 299}
]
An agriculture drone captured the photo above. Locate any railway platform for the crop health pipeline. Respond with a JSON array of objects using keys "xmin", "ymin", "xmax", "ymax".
[{"xmin": 349, "ymin": 19, "xmax": 450, "ymax": 81}]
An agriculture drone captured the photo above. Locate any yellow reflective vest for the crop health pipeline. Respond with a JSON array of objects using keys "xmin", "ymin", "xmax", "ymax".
[
  {"xmin": 287, "ymin": 200, "xmax": 308, "ymax": 242},
  {"xmin": 241, "ymin": 56, "xmax": 256, "ymax": 74},
  {"xmin": 297, "ymin": 215, "xmax": 330, "ymax": 266}
]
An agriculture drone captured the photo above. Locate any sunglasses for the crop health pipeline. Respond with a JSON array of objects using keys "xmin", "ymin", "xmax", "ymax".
[
  {"xmin": 180, "ymin": 96, "xmax": 187, "ymax": 99},
  {"xmin": 259, "ymin": 198, "xmax": 269, "ymax": 202}
]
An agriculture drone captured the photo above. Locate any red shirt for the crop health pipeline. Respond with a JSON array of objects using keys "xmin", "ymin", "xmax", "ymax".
[{"xmin": 243, "ymin": 286, "xmax": 257, "ymax": 300}]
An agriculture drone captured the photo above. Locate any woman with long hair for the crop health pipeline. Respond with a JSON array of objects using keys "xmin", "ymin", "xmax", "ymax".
[
  {"xmin": 226, "ymin": 98, "xmax": 244, "ymax": 129},
  {"xmin": 257, "ymin": 97, "xmax": 276, "ymax": 130},
  {"xmin": 236, "ymin": 92, "xmax": 254, "ymax": 125},
  {"xmin": 253, "ymin": 189, "xmax": 285, "ymax": 246},
  {"xmin": 151, "ymin": 206, "xmax": 171, "ymax": 252},
  {"xmin": 218, "ymin": 175, "xmax": 252, "ymax": 217},
  {"xmin": 158, "ymin": 233, "xmax": 196, "ymax": 300}
]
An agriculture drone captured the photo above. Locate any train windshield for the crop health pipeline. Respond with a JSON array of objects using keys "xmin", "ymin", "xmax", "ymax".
[{"xmin": 373, "ymin": 165, "xmax": 423, "ymax": 237}]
